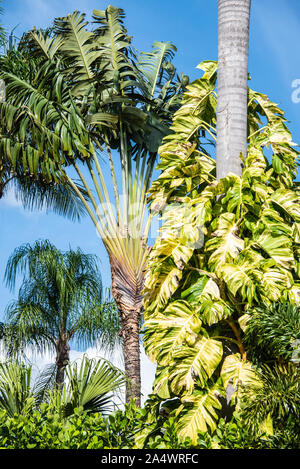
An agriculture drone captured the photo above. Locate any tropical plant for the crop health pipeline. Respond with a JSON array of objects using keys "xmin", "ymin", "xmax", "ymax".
[
  {"xmin": 217, "ymin": 0, "xmax": 251, "ymax": 178},
  {"xmin": 140, "ymin": 61, "xmax": 300, "ymax": 444},
  {"xmin": 0, "ymin": 361, "xmax": 35, "ymax": 417},
  {"xmin": 0, "ymin": 24, "xmax": 91, "ymax": 222},
  {"xmin": 243, "ymin": 302, "xmax": 300, "ymax": 365},
  {"xmin": 0, "ymin": 356, "xmax": 126, "ymax": 421},
  {"xmin": 238, "ymin": 362, "xmax": 300, "ymax": 445},
  {"xmin": 0, "ymin": 6, "xmax": 188, "ymax": 404},
  {"xmin": 47, "ymin": 355, "xmax": 126, "ymax": 417},
  {"xmin": 235, "ymin": 301, "xmax": 300, "ymax": 447},
  {"xmin": 0, "ymin": 1, "xmax": 5, "ymax": 48},
  {"xmin": 3, "ymin": 240, "xmax": 120, "ymax": 387}
]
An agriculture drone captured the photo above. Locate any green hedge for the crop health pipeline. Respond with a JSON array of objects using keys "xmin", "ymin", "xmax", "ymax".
[{"xmin": 0, "ymin": 403, "xmax": 298, "ymax": 449}]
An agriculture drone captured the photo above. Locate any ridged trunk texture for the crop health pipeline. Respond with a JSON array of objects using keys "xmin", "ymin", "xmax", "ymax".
[
  {"xmin": 217, "ymin": 0, "xmax": 251, "ymax": 179},
  {"xmin": 55, "ymin": 335, "xmax": 70, "ymax": 389},
  {"xmin": 109, "ymin": 253, "xmax": 144, "ymax": 407}
]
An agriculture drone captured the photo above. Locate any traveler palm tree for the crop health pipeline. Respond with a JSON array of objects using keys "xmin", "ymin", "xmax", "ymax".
[
  {"xmin": 4, "ymin": 240, "xmax": 120, "ymax": 388},
  {"xmin": 0, "ymin": 6, "xmax": 187, "ymax": 404},
  {"xmin": 217, "ymin": 0, "xmax": 251, "ymax": 178}
]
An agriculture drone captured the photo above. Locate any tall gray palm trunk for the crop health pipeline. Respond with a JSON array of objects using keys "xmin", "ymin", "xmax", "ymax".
[{"xmin": 217, "ymin": 0, "xmax": 251, "ymax": 179}]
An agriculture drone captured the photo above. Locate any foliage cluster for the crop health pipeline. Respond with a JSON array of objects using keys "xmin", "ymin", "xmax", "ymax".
[
  {"xmin": 141, "ymin": 61, "xmax": 300, "ymax": 443},
  {"xmin": 0, "ymin": 3, "xmax": 299, "ymax": 451},
  {"xmin": 0, "ymin": 399, "xmax": 298, "ymax": 449}
]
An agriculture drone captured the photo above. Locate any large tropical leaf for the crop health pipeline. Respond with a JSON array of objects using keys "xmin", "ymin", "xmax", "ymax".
[
  {"xmin": 206, "ymin": 212, "xmax": 244, "ymax": 274},
  {"xmin": 143, "ymin": 300, "xmax": 202, "ymax": 365},
  {"xmin": 137, "ymin": 41, "xmax": 177, "ymax": 100},
  {"xmin": 220, "ymin": 354, "xmax": 261, "ymax": 405}
]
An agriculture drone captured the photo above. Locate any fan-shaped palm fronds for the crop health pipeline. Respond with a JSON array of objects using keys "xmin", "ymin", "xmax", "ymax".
[
  {"xmin": 0, "ymin": 356, "xmax": 125, "ymax": 418},
  {"xmin": 141, "ymin": 60, "xmax": 300, "ymax": 442}
]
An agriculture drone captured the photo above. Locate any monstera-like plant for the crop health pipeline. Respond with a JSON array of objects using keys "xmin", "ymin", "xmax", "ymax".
[{"xmin": 139, "ymin": 61, "xmax": 300, "ymax": 445}]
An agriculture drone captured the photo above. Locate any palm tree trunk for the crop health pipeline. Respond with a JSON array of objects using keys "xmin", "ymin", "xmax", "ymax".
[
  {"xmin": 217, "ymin": 0, "xmax": 251, "ymax": 179},
  {"xmin": 55, "ymin": 334, "xmax": 70, "ymax": 389},
  {"xmin": 110, "ymin": 254, "xmax": 143, "ymax": 406}
]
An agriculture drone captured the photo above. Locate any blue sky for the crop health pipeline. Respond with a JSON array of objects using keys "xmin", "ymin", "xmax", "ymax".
[{"xmin": 0, "ymin": 0, "xmax": 300, "ymax": 319}]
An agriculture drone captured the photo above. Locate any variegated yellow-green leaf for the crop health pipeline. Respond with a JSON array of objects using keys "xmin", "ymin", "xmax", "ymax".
[
  {"xmin": 271, "ymin": 189, "xmax": 300, "ymax": 221},
  {"xmin": 151, "ymin": 366, "xmax": 170, "ymax": 399},
  {"xmin": 256, "ymin": 231, "xmax": 294, "ymax": 270},
  {"xmin": 199, "ymin": 295, "xmax": 232, "ymax": 325},
  {"xmin": 222, "ymin": 262, "xmax": 258, "ymax": 304},
  {"xmin": 206, "ymin": 212, "xmax": 244, "ymax": 274}
]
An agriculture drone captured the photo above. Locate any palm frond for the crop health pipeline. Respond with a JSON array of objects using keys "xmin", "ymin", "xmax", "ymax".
[
  {"xmin": 57, "ymin": 355, "xmax": 126, "ymax": 416},
  {"xmin": 243, "ymin": 302, "xmax": 300, "ymax": 364},
  {"xmin": 137, "ymin": 41, "xmax": 177, "ymax": 100}
]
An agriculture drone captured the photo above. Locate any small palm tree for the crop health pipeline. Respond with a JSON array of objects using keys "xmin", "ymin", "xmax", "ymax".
[
  {"xmin": 51, "ymin": 355, "xmax": 126, "ymax": 417},
  {"xmin": 4, "ymin": 240, "xmax": 120, "ymax": 388}
]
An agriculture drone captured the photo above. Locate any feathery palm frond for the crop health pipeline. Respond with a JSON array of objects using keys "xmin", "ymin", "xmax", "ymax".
[{"xmin": 239, "ymin": 363, "xmax": 300, "ymax": 433}]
